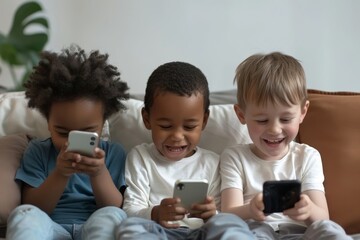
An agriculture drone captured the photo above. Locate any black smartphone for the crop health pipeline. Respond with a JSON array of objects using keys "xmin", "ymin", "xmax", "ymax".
[{"xmin": 263, "ymin": 180, "xmax": 301, "ymax": 214}]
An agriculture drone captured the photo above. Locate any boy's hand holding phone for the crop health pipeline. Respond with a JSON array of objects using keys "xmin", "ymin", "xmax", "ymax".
[
  {"xmin": 63, "ymin": 130, "xmax": 106, "ymax": 176},
  {"xmin": 283, "ymin": 194, "xmax": 312, "ymax": 222},
  {"xmin": 249, "ymin": 193, "xmax": 267, "ymax": 221},
  {"xmin": 188, "ymin": 196, "xmax": 217, "ymax": 221},
  {"xmin": 55, "ymin": 144, "xmax": 81, "ymax": 177},
  {"xmin": 248, "ymin": 180, "xmax": 302, "ymax": 222},
  {"xmin": 67, "ymin": 130, "xmax": 99, "ymax": 157},
  {"xmin": 71, "ymin": 148, "xmax": 106, "ymax": 177},
  {"xmin": 152, "ymin": 197, "xmax": 187, "ymax": 228},
  {"xmin": 173, "ymin": 179, "xmax": 215, "ymax": 220},
  {"xmin": 262, "ymin": 180, "xmax": 301, "ymax": 214}
]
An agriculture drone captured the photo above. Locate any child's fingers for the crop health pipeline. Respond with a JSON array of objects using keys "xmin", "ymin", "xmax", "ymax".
[
  {"xmin": 160, "ymin": 197, "xmax": 180, "ymax": 206},
  {"xmin": 204, "ymin": 196, "xmax": 214, "ymax": 203},
  {"xmin": 94, "ymin": 147, "xmax": 105, "ymax": 158},
  {"xmin": 189, "ymin": 197, "xmax": 217, "ymax": 220}
]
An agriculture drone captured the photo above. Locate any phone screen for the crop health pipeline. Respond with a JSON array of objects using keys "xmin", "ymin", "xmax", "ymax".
[{"xmin": 263, "ymin": 180, "xmax": 301, "ymax": 214}]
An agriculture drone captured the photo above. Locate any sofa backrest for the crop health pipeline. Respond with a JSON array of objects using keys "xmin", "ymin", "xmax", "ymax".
[{"xmin": 0, "ymin": 91, "xmax": 252, "ymax": 154}]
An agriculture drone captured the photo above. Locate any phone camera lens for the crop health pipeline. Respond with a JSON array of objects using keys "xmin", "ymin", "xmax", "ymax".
[
  {"xmin": 90, "ymin": 142, "xmax": 95, "ymax": 146},
  {"xmin": 91, "ymin": 137, "xmax": 96, "ymax": 141},
  {"xmin": 177, "ymin": 183, "xmax": 184, "ymax": 190}
]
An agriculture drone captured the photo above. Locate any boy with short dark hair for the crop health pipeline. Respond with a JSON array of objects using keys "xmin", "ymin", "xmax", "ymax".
[{"xmin": 117, "ymin": 61, "xmax": 254, "ymax": 239}]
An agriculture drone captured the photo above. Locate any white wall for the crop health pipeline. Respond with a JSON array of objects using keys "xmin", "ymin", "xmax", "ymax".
[{"xmin": 1, "ymin": 0, "xmax": 360, "ymax": 94}]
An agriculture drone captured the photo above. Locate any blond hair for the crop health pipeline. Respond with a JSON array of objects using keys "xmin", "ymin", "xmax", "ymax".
[{"xmin": 234, "ymin": 52, "xmax": 307, "ymax": 109}]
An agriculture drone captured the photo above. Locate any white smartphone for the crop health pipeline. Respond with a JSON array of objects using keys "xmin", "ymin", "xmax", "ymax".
[
  {"xmin": 66, "ymin": 130, "xmax": 99, "ymax": 157},
  {"xmin": 173, "ymin": 179, "xmax": 209, "ymax": 214}
]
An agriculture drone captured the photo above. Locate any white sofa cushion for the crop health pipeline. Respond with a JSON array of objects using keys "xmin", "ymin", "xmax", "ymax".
[
  {"xmin": 0, "ymin": 92, "xmax": 49, "ymax": 139},
  {"xmin": 0, "ymin": 92, "xmax": 251, "ymax": 154},
  {"xmin": 109, "ymin": 98, "xmax": 251, "ymax": 154}
]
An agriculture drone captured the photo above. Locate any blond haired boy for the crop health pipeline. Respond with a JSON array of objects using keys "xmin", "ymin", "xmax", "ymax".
[{"xmin": 220, "ymin": 52, "xmax": 351, "ymax": 239}]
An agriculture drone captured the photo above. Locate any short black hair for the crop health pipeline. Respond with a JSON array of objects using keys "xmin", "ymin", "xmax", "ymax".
[
  {"xmin": 24, "ymin": 45, "xmax": 129, "ymax": 120},
  {"xmin": 143, "ymin": 61, "xmax": 209, "ymax": 113}
]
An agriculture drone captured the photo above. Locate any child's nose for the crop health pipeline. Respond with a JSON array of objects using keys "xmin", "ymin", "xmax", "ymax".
[
  {"xmin": 268, "ymin": 121, "xmax": 282, "ymax": 134},
  {"xmin": 170, "ymin": 129, "xmax": 184, "ymax": 141}
]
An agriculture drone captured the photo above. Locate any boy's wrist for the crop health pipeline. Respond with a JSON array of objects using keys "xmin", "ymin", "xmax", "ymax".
[
  {"xmin": 53, "ymin": 168, "xmax": 71, "ymax": 179},
  {"xmin": 151, "ymin": 205, "xmax": 159, "ymax": 222}
]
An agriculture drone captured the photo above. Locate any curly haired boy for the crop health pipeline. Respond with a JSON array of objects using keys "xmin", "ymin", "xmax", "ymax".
[{"xmin": 6, "ymin": 45, "xmax": 129, "ymax": 240}]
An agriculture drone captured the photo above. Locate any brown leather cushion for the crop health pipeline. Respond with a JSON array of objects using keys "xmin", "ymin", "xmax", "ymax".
[{"xmin": 298, "ymin": 89, "xmax": 360, "ymax": 234}]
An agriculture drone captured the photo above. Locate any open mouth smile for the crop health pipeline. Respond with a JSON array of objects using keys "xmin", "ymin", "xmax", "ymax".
[
  {"xmin": 264, "ymin": 138, "xmax": 285, "ymax": 144},
  {"xmin": 166, "ymin": 145, "xmax": 187, "ymax": 152}
]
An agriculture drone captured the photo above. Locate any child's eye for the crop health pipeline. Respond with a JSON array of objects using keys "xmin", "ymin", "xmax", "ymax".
[
  {"xmin": 58, "ymin": 132, "xmax": 69, "ymax": 137},
  {"xmin": 159, "ymin": 125, "xmax": 171, "ymax": 129},
  {"xmin": 256, "ymin": 120, "xmax": 268, "ymax": 124},
  {"xmin": 184, "ymin": 125, "xmax": 197, "ymax": 131},
  {"xmin": 281, "ymin": 118, "xmax": 292, "ymax": 123}
]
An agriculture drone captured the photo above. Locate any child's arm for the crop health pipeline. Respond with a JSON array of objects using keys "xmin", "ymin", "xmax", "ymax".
[
  {"xmin": 283, "ymin": 190, "xmax": 329, "ymax": 225},
  {"xmin": 122, "ymin": 146, "xmax": 160, "ymax": 219},
  {"xmin": 72, "ymin": 147, "xmax": 123, "ymax": 207},
  {"xmin": 21, "ymin": 144, "xmax": 77, "ymax": 214},
  {"xmin": 22, "ymin": 170, "xmax": 70, "ymax": 214},
  {"xmin": 282, "ymin": 147, "xmax": 330, "ymax": 225},
  {"xmin": 221, "ymin": 188, "xmax": 266, "ymax": 221}
]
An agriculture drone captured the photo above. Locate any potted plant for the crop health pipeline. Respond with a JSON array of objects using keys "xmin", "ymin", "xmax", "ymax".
[{"xmin": 0, "ymin": 1, "xmax": 49, "ymax": 92}]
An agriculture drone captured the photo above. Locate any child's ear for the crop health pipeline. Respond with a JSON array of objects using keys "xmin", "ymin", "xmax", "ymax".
[
  {"xmin": 201, "ymin": 110, "xmax": 210, "ymax": 130},
  {"xmin": 141, "ymin": 107, "xmax": 151, "ymax": 130},
  {"xmin": 234, "ymin": 104, "xmax": 246, "ymax": 125},
  {"xmin": 299, "ymin": 100, "xmax": 310, "ymax": 124}
]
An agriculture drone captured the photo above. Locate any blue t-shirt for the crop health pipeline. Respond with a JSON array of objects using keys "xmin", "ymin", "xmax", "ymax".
[{"xmin": 15, "ymin": 138, "xmax": 126, "ymax": 224}]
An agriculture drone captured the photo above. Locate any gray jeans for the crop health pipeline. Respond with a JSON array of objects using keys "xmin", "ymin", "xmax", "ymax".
[{"xmin": 247, "ymin": 220, "xmax": 352, "ymax": 240}]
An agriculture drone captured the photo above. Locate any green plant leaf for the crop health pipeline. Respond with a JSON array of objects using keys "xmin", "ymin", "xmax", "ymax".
[
  {"xmin": 8, "ymin": 1, "xmax": 49, "ymax": 52},
  {"xmin": 10, "ymin": 1, "xmax": 45, "ymax": 32},
  {"xmin": 0, "ymin": 1, "xmax": 49, "ymax": 90},
  {"xmin": 0, "ymin": 1, "xmax": 49, "ymax": 64}
]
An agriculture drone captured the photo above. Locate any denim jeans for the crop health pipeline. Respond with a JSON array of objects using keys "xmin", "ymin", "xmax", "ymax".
[
  {"xmin": 116, "ymin": 212, "xmax": 255, "ymax": 240},
  {"xmin": 247, "ymin": 219, "xmax": 352, "ymax": 240},
  {"xmin": 6, "ymin": 204, "xmax": 127, "ymax": 240}
]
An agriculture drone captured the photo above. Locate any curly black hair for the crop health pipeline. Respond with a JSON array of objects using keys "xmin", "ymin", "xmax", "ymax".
[
  {"xmin": 143, "ymin": 61, "xmax": 209, "ymax": 113},
  {"xmin": 24, "ymin": 45, "xmax": 129, "ymax": 120}
]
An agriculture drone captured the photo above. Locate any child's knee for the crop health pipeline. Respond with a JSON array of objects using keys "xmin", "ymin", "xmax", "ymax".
[
  {"xmin": 94, "ymin": 206, "xmax": 126, "ymax": 219},
  {"xmin": 310, "ymin": 219, "xmax": 345, "ymax": 232},
  {"xmin": 7, "ymin": 204, "xmax": 52, "ymax": 234},
  {"xmin": 86, "ymin": 206, "xmax": 127, "ymax": 227},
  {"xmin": 8, "ymin": 204, "xmax": 45, "ymax": 221},
  {"xmin": 207, "ymin": 213, "xmax": 247, "ymax": 227}
]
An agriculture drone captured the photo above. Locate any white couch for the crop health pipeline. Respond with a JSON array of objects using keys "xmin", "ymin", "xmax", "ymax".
[{"xmin": 1, "ymin": 90, "xmax": 359, "ymax": 239}]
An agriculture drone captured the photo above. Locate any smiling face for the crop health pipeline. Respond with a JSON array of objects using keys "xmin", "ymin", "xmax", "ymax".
[
  {"xmin": 47, "ymin": 98, "xmax": 105, "ymax": 151},
  {"xmin": 234, "ymin": 101, "xmax": 309, "ymax": 160},
  {"xmin": 142, "ymin": 92, "xmax": 209, "ymax": 161}
]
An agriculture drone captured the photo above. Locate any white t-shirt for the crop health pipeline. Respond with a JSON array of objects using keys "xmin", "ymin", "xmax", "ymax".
[
  {"xmin": 123, "ymin": 143, "xmax": 221, "ymax": 229},
  {"xmin": 220, "ymin": 141, "xmax": 325, "ymax": 230}
]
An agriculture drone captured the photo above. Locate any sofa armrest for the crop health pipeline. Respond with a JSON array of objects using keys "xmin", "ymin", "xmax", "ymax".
[{"xmin": 298, "ymin": 89, "xmax": 360, "ymax": 234}]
